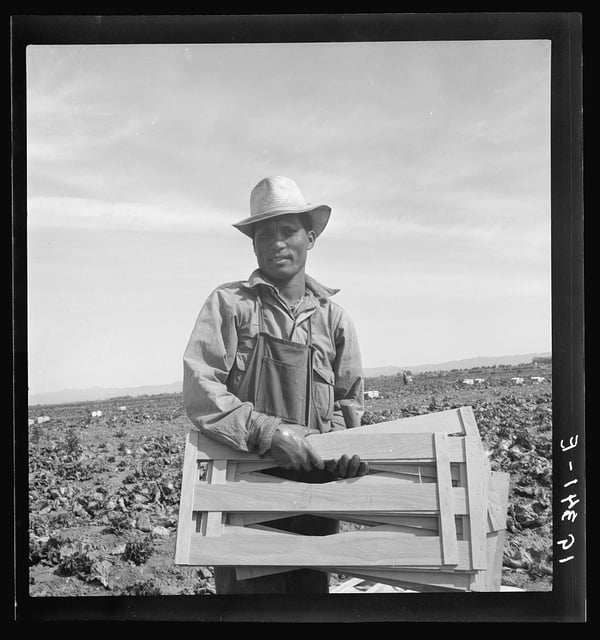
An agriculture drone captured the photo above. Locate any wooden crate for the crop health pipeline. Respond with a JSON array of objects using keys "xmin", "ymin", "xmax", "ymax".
[{"xmin": 174, "ymin": 407, "xmax": 509, "ymax": 591}]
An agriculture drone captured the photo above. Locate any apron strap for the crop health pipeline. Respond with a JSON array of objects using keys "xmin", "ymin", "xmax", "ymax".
[
  {"xmin": 305, "ymin": 310, "xmax": 314, "ymax": 427},
  {"xmin": 256, "ymin": 291, "xmax": 265, "ymax": 333}
]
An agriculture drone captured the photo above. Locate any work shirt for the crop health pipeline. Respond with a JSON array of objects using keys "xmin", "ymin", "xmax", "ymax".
[{"xmin": 182, "ymin": 269, "xmax": 364, "ymax": 455}]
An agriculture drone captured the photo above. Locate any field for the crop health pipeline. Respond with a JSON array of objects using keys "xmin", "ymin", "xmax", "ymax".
[{"xmin": 25, "ymin": 362, "xmax": 553, "ymax": 597}]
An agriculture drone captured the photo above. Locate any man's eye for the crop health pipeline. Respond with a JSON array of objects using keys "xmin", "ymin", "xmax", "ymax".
[{"xmin": 256, "ymin": 225, "xmax": 298, "ymax": 241}]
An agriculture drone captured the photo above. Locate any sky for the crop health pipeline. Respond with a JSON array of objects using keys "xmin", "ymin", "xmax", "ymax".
[{"xmin": 25, "ymin": 39, "xmax": 552, "ymax": 395}]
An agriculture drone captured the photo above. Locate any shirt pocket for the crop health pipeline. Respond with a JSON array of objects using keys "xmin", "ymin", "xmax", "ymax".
[
  {"xmin": 227, "ymin": 350, "xmax": 251, "ymax": 394},
  {"xmin": 312, "ymin": 362, "xmax": 335, "ymax": 423}
]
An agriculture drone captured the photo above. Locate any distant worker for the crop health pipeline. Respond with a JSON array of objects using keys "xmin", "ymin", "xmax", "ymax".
[{"xmin": 182, "ymin": 176, "xmax": 368, "ymax": 594}]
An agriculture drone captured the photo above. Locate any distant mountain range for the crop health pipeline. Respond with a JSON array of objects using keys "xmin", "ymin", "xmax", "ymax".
[
  {"xmin": 364, "ymin": 351, "xmax": 552, "ymax": 377},
  {"xmin": 28, "ymin": 352, "xmax": 551, "ymax": 406},
  {"xmin": 28, "ymin": 381, "xmax": 184, "ymax": 407}
]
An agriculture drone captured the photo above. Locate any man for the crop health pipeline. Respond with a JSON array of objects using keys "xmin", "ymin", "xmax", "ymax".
[{"xmin": 182, "ymin": 175, "xmax": 367, "ymax": 593}]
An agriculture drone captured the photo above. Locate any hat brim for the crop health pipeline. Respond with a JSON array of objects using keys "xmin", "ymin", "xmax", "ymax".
[{"xmin": 233, "ymin": 205, "xmax": 331, "ymax": 239}]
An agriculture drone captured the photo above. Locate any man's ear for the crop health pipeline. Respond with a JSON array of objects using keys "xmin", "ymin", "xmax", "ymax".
[{"xmin": 307, "ymin": 230, "xmax": 316, "ymax": 250}]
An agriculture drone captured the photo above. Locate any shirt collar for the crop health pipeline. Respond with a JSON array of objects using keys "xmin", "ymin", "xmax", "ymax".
[{"xmin": 242, "ymin": 269, "xmax": 340, "ymax": 300}]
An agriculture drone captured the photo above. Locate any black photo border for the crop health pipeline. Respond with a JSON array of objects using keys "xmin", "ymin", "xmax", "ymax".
[{"xmin": 11, "ymin": 11, "xmax": 586, "ymax": 624}]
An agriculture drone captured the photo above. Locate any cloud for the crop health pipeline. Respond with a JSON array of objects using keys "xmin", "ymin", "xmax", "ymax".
[
  {"xmin": 26, "ymin": 40, "xmax": 550, "ymax": 234},
  {"xmin": 24, "ymin": 41, "xmax": 553, "ymax": 393},
  {"xmin": 27, "ymin": 195, "xmax": 237, "ymax": 232}
]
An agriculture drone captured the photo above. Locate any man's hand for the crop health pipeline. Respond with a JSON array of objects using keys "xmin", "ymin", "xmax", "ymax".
[
  {"xmin": 325, "ymin": 454, "xmax": 369, "ymax": 479},
  {"xmin": 267, "ymin": 424, "xmax": 324, "ymax": 472}
]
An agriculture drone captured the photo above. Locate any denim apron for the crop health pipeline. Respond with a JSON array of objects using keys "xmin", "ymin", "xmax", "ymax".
[
  {"xmin": 236, "ymin": 295, "xmax": 314, "ymax": 426},
  {"xmin": 214, "ymin": 295, "xmax": 338, "ymax": 594}
]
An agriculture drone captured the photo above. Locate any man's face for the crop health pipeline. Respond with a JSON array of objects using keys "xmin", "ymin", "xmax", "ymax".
[{"xmin": 253, "ymin": 214, "xmax": 315, "ymax": 283}]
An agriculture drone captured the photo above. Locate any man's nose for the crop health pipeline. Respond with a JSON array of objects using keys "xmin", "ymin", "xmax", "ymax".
[{"xmin": 271, "ymin": 234, "xmax": 286, "ymax": 247}]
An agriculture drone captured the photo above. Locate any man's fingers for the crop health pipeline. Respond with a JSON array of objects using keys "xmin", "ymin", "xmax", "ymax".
[
  {"xmin": 337, "ymin": 454, "xmax": 350, "ymax": 478},
  {"xmin": 325, "ymin": 459, "xmax": 338, "ymax": 475},
  {"xmin": 325, "ymin": 456, "xmax": 369, "ymax": 478},
  {"xmin": 306, "ymin": 442, "xmax": 324, "ymax": 471},
  {"xmin": 347, "ymin": 454, "xmax": 361, "ymax": 478},
  {"xmin": 303, "ymin": 459, "xmax": 317, "ymax": 472}
]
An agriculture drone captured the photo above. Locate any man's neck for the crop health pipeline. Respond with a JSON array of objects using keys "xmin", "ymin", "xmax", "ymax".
[{"xmin": 264, "ymin": 270, "xmax": 306, "ymax": 306}]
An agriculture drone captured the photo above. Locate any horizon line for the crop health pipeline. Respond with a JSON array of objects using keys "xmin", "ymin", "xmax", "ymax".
[{"xmin": 27, "ymin": 350, "xmax": 552, "ymax": 401}]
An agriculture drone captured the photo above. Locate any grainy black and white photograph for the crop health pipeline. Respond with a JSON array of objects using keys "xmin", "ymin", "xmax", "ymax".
[{"xmin": 13, "ymin": 13, "xmax": 585, "ymax": 623}]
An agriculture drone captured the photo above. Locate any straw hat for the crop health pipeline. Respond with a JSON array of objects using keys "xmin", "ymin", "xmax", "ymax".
[{"xmin": 233, "ymin": 176, "xmax": 331, "ymax": 238}]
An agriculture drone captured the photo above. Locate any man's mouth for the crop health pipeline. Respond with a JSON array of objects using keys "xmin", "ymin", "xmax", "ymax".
[{"xmin": 270, "ymin": 255, "xmax": 291, "ymax": 263}]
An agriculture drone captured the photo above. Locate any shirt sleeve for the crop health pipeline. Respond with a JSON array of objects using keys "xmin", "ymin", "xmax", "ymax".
[
  {"xmin": 332, "ymin": 308, "xmax": 365, "ymax": 428},
  {"xmin": 182, "ymin": 286, "xmax": 281, "ymax": 453}
]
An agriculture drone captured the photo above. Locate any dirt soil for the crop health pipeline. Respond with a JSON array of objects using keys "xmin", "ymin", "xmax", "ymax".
[{"xmin": 25, "ymin": 362, "xmax": 553, "ymax": 598}]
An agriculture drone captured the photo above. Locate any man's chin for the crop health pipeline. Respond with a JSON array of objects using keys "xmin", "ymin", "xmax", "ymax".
[
  {"xmin": 261, "ymin": 264, "xmax": 297, "ymax": 283},
  {"xmin": 266, "ymin": 270, "xmax": 292, "ymax": 282}
]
